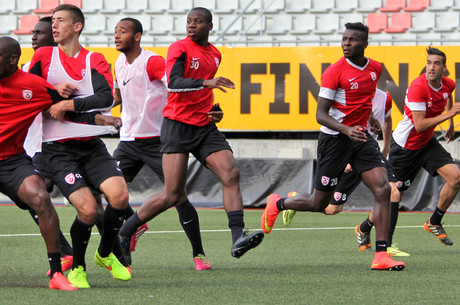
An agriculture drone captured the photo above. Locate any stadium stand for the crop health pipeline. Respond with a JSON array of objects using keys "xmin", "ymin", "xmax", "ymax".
[
  {"xmin": 6, "ymin": 0, "xmax": 460, "ymax": 47},
  {"xmin": 13, "ymin": 14, "xmax": 40, "ymax": 34},
  {"xmin": 405, "ymin": 0, "xmax": 430, "ymax": 11},
  {"xmin": 380, "ymin": 0, "xmax": 406, "ymax": 12},
  {"xmin": 386, "ymin": 12, "xmax": 412, "ymax": 33},
  {"xmin": 367, "ymin": 13, "xmax": 388, "ymax": 33},
  {"xmin": 34, "ymin": 0, "xmax": 60, "ymax": 14},
  {"xmin": 63, "ymin": 0, "xmax": 82, "ymax": 8}
]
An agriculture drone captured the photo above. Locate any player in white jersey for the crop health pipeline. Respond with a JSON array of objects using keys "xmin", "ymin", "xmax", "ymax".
[{"xmin": 112, "ymin": 17, "xmax": 211, "ymax": 270}]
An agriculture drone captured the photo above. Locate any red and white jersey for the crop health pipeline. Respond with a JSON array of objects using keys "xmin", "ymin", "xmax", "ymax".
[
  {"xmin": 29, "ymin": 46, "xmax": 116, "ymax": 141},
  {"xmin": 369, "ymin": 89, "xmax": 392, "ymax": 140},
  {"xmin": 393, "ymin": 73, "xmax": 455, "ymax": 150},
  {"xmin": 0, "ymin": 69, "xmax": 61, "ymax": 160},
  {"xmin": 115, "ymin": 49, "xmax": 167, "ymax": 141},
  {"xmin": 164, "ymin": 36, "xmax": 221, "ymax": 126},
  {"xmin": 318, "ymin": 57, "xmax": 382, "ymax": 135},
  {"xmin": 22, "ymin": 61, "xmax": 43, "ymax": 157}
]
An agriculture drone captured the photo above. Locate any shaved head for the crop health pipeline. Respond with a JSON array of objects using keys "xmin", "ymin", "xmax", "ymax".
[
  {"xmin": 0, "ymin": 36, "xmax": 21, "ymax": 78},
  {"xmin": 0, "ymin": 36, "xmax": 21, "ymax": 58}
]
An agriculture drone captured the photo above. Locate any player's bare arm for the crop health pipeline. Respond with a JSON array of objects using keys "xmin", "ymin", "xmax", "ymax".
[
  {"xmin": 316, "ymin": 96, "xmax": 367, "ymax": 142},
  {"xmin": 412, "ymin": 99, "xmax": 460, "ymax": 133},
  {"xmin": 381, "ymin": 114, "xmax": 392, "ymax": 158},
  {"xmin": 207, "ymin": 103, "xmax": 223, "ymax": 123},
  {"xmin": 444, "ymin": 96, "xmax": 455, "ymax": 143},
  {"xmin": 203, "ymin": 77, "xmax": 235, "ymax": 93},
  {"xmin": 47, "ymin": 99, "xmax": 75, "ymax": 121},
  {"xmin": 368, "ymin": 111, "xmax": 382, "ymax": 134},
  {"xmin": 94, "ymin": 114, "xmax": 122, "ymax": 130},
  {"xmin": 113, "ymin": 87, "xmax": 122, "ymax": 107},
  {"xmin": 53, "ymin": 83, "xmax": 77, "ymax": 98}
]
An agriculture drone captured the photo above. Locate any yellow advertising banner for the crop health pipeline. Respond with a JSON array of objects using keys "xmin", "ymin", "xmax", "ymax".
[{"xmin": 19, "ymin": 46, "xmax": 460, "ymax": 132}]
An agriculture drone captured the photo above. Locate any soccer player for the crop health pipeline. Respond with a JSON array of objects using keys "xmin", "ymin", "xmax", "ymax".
[
  {"xmin": 22, "ymin": 16, "xmax": 74, "ymax": 274},
  {"xmin": 283, "ymin": 89, "xmax": 409, "ymax": 256},
  {"xmin": 112, "ymin": 17, "xmax": 211, "ymax": 270},
  {"xmin": 261, "ymin": 22, "xmax": 405, "ymax": 271},
  {"xmin": 385, "ymin": 47, "xmax": 460, "ymax": 246},
  {"xmin": 29, "ymin": 4, "xmax": 131, "ymax": 288},
  {"xmin": 119, "ymin": 7, "xmax": 264, "ymax": 260},
  {"xmin": 0, "ymin": 36, "xmax": 76, "ymax": 291}
]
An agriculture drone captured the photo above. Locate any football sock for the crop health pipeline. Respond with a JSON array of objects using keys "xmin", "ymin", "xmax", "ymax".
[
  {"xmin": 70, "ymin": 217, "xmax": 92, "ymax": 270},
  {"xmin": 429, "ymin": 207, "xmax": 445, "ymax": 226},
  {"xmin": 59, "ymin": 231, "xmax": 73, "ymax": 256},
  {"xmin": 125, "ymin": 205, "xmax": 135, "ymax": 219},
  {"xmin": 119, "ymin": 212, "xmax": 144, "ymax": 239},
  {"xmin": 276, "ymin": 198, "xmax": 286, "ymax": 211},
  {"xmin": 375, "ymin": 240, "xmax": 388, "ymax": 252},
  {"xmin": 48, "ymin": 252, "xmax": 62, "ymax": 277},
  {"xmin": 28, "ymin": 209, "xmax": 39, "ymax": 225},
  {"xmin": 228, "ymin": 210, "xmax": 244, "ymax": 244},
  {"xmin": 388, "ymin": 202, "xmax": 399, "ymax": 245},
  {"xmin": 98, "ymin": 203, "xmax": 126, "ymax": 257},
  {"xmin": 176, "ymin": 200, "xmax": 204, "ymax": 257},
  {"xmin": 360, "ymin": 217, "xmax": 374, "ymax": 233}
]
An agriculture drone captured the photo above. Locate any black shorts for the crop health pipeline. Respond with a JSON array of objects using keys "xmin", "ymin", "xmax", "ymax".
[
  {"xmin": 160, "ymin": 117, "xmax": 232, "ymax": 165},
  {"xmin": 113, "ymin": 137, "xmax": 164, "ymax": 183},
  {"xmin": 42, "ymin": 138, "xmax": 123, "ymax": 198},
  {"xmin": 389, "ymin": 136, "xmax": 456, "ymax": 192},
  {"xmin": 0, "ymin": 154, "xmax": 40, "ymax": 210},
  {"xmin": 330, "ymin": 158, "xmax": 396, "ymax": 205},
  {"xmin": 315, "ymin": 132, "xmax": 385, "ymax": 192}
]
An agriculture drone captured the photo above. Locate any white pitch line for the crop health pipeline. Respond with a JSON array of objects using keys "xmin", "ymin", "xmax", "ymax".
[{"xmin": 1, "ymin": 224, "xmax": 460, "ymax": 238}]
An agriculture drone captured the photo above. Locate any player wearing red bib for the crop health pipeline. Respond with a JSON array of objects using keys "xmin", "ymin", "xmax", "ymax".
[{"xmin": 262, "ymin": 22, "xmax": 405, "ymax": 271}]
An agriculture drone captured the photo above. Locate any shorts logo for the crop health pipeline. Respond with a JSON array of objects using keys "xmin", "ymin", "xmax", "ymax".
[
  {"xmin": 396, "ymin": 181, "xmax": 403, "ymax": 188},
  {"xmin": 334, "ymin": 192, "xmax": 342, "ymax": 202},
  {"xmin": 65, "ymin": 173, "xmax": 76, "ymax": 185},
  {"xmin": 321, "ymin": 176, "xmax": 330, "ymax": 186},
  {"xmin": 22, "ymin": 90, "xmax": 32, "ymax": 100}
]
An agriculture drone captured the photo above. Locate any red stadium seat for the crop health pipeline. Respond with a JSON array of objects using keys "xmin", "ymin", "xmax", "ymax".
[
  {"xmin": 63, "ymin": 0, "xmax": 82, "ymax": 8},
  {"xmin": 367, "ymin": 13, "xmax": 388, "ymax": 33},
  {"xmin": 404, "ymin": 0, "xmax": 430, "ymax": 11},
  {"xmin": 13, "ymin": 14, "xmax": 40, "ymax": 35},
  {"xmin": 386, "ymin": 12, "xmax": 412, "ymax": 33},
  {"xmin": 33, "ymin": 0, "xmax": 59, "ymax": 14},
  {"xmin": 380, "ymin": 0, "xmax": 406, "ymax": 12}
]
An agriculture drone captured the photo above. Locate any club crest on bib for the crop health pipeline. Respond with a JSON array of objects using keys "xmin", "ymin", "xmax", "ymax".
[
  {"xmin": 22, "ymin": 90, "xmax": 32, "ymax": 100},
  {"xmin": 65, "ymin": 173, "xmax": 76, "ymax": 185},
  {"xmin": 321, "ymin": 176, "xmax": 330, "ymax": 186}
]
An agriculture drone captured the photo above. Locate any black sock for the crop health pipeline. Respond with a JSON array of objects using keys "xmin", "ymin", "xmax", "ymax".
[
  {"xmin": 59, "ymin": 230, "xmax": 73, "ymax": 256},
  {"xmin": 375, "ymin": 240, "xmax": 388, "ymax": 252},
  {"xmin": 388, "ymin": 202, "xmax": 399, "ymax": 246},
  {"xmin": 360, "ymin": 217, "xmax": 374, "ymax": 233},
  {"xmin": 98, "ymin": 203, "xmax": 126, "ymax": 257},
  {"xmin": 28, "ymin": 209, "xmax": 39, "ymax": 225},
  {"xmin": 70, "ymin": 217, "xmax": 92, "ymax": 270},
  {"xmin": 228, "ymin": 210, "xmax": 244, "ymax": 244},
  {"xmin": 125, "ymin": 205, "xmax": 135, "ymax": 219},
  {"xmin": 276, "ymin": 198, "xmax": 286, "ymax": 211},
  {"xmin": 48, "ymin": 252, "xmax": 62, "ymax": 278},
  {"xmin": 176, "ymin": 200, "xmax": 204, "ymax": 257},
  {"xmin": 119, "ymin": 212, "xmax": 144, "ymax": 239},
  {"xmin": 430, "ymin": 207, "xmax": 445, "ymax": 226}
]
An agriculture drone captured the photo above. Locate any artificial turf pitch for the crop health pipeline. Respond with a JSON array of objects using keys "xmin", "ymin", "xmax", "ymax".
[{"xmin": 0, "ymin": 205, "xmax": 459, "ymax": 304}]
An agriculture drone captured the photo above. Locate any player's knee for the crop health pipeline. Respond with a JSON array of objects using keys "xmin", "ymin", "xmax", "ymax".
[
  {"xmin": 220, "ymin": 166, "xmax": 240, "ymax": 186},
  {"xmin": 78, "ymin": 206, "xmax": 99, "ymax": 224},
  {"xmin": 26, "ymin": 188, "xmax": 52, "ymax": 213},
  {"xmin": 375, "ymin": 182, "xmax": 391, "ymax": 201},
  {"xmin": 325, "ymin": 205, "xmax": 342, "ymax": 215}
]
